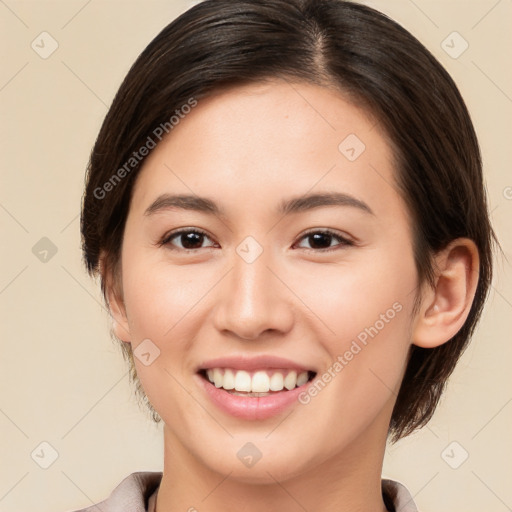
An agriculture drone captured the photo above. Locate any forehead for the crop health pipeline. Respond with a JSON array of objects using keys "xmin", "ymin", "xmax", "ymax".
[
  {"xmin": 129, "ymin": 80, "xmax": 406, "ymax": 226},
  {"xmin": 166, "ymin": 80, "xmax": 380, "ymax": 162}
]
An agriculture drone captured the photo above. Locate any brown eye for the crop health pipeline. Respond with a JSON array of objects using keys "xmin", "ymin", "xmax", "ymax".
[
  {"xmin": 295, "ymin": 230, "xmax": 353, "ymax": 251},
  {"xmin": 162, "ymin": 229, "xmax": 216, "ymax": 250}
]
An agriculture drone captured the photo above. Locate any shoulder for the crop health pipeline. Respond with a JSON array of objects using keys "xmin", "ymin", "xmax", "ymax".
[
  {"xmin": 382, "ymin": 478, "xmax": 419, "ymax": 512},
  {"xmin": 67, "ymin": 473, "xmax": 416, "ymax": 511},
  {"xmin": 67, "ymin": 472, "xmax": 162, "ymax": 512}
]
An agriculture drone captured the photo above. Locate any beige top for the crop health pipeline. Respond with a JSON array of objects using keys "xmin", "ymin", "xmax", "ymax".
[{"xmin": 69, "ymin": 472, "xmax": 418, "ymax": 512}]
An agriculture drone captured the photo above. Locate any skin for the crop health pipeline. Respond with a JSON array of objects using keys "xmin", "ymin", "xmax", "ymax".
[{"xmin": 106, "ymin": 80, "xmax": 479, "ymax": 512}]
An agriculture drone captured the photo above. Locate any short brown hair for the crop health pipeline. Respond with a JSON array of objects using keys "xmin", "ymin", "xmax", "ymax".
[{"xmin": 81, "ymin": 0, "xmax": 495, "ymax": 441}]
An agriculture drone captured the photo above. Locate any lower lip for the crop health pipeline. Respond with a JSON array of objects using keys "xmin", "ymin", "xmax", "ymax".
[{"xmin": 196, "ymin": 374, "xmax": 310, "ymax": 421}]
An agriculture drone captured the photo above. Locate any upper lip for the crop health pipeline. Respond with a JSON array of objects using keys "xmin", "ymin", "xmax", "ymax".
[{"xmin": 197, "ymin": 355, "xmax": 315, "ymax": 373}]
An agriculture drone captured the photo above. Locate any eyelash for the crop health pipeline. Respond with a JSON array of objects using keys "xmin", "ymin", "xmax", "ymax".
[{"xmin": 159, "ymin": 228, "xmax": 354, "ymax": 253}]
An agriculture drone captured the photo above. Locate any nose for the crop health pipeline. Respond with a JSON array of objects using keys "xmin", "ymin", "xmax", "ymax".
[{"xmin": 212, "ymin": 246, "xmax": 294, "ymax": 341}]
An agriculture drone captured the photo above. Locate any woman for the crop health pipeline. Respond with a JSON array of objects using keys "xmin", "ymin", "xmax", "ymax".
[{"xmin": 76, "ymin": 0, "xmax": 495, "ymax": 510}]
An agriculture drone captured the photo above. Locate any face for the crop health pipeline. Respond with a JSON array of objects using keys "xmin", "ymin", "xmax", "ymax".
[{"xmin": 113, "ymin": 80, "xmax": 420, "ymax": 483}]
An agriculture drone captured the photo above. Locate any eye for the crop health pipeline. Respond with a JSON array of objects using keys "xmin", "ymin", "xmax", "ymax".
[
  {"xmin": 160, "ymin": 228, "xmax": 217, "ymax": 251},
  {"xmin": 294, "ymin": 229, "xmax": 354, "ymax": 252},
  {"xmin": 159, "ymin": 228, "xmax": 353, "ymax": 252}
]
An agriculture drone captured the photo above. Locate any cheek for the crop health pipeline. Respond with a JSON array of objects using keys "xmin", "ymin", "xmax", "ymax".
[
  {"xmin": 119, "ymin": 251, "xmax": 224, "ymax": 408},
  {"xmin": 120, "ymin": 255, "xmax": 207, "ymax": 423},
  {"xmin": 295, "ymin": 261, "xmax": 416, "ymax": 451},
  {"xmin": 294, "ymin": 243, "xmax": 417, "ymax": 409},
  {"xmin": 121, "ymin": 254, "xmax": 212, "ymax": 339},
  {"xmin": 289, "ymin": 244, "xmax": 417, "ymax": 345}
]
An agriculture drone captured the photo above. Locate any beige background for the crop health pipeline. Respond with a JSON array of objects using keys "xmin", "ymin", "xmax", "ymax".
[{"xmin": 0, "ymin": 1, "xmax": 510, "ymax": 511}]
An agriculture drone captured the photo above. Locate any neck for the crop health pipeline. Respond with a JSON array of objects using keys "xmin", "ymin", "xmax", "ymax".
[{"xmin": 155, "ymin": 420, "xmax": 390, "ymax": 512}]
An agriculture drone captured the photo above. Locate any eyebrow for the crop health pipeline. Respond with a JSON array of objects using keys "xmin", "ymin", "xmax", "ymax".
[
  {"xmin": 144, "ymin": 192, "xmax": 374, "ymax": 217},
  {"xmin": 278, "ymin": 192, "xmax": 373, "ymax": 216}
]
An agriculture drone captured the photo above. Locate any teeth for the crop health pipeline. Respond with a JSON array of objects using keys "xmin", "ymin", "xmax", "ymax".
[
  {"xmin": 296, "ymin": 371, "xmax": 308, "ymax": 387},
  {"xmin": 223, "ymin": 369, "xmax": 235, "ymax": 390},
  {"xmin": 213, "ymin": 368, "xmax": 223, "ymax": 388},
  {"xmin": 252, "ymin": 371, "xmax": 270, "ymax": 392},
  {"xmin": 269, "ymin": 372, "xmax": 284, "ymax": 391},
  {"xmin": 234, "ymin": 370, "xmax": 252, "ymax": 392},
  {"xmin": 284, "ymin": 370, "xmax": 297, "ymax": 390},
  {"xmin": 204, "ymin": 368, "xmax": 310, "ymax": 393}
]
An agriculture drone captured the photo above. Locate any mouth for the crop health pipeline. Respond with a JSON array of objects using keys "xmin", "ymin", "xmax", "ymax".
[
  {"xmin": 197, "ymin": 368, "xmax": 317, "ymax": 397},
  {"xmin": 195, "ymin": 355, "xmax": 318, "ymax": 419}
]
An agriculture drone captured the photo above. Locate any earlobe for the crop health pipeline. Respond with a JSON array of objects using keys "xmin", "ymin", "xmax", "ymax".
[
  {"xmin": 109, "ymin": 300, "xmax": 131, "ymax": 343},
  {"xmin": 111, "ymin": 317, "xmax": 131, "ymax": 343},
  {"xmin": 100, "ymin": 254, "xmax": 131, "ymax": 343},
  {"xmin": 412, "ymin": 238, "xmax": 480, "ymax": 349}
]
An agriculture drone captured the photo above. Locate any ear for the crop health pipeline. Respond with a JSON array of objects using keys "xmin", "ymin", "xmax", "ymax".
[
  {"xmin": 100, "ymin": 254, "xmax": 131, "ymax": 344},
  {"xmin": 412, "ymin": 238, "xmax": 480, "ymax": 348}
]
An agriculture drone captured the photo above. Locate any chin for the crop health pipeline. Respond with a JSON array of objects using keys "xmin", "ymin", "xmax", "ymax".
[{"xmin": 209, "ymin": 454, "xmax": 311, "ymax": 485}]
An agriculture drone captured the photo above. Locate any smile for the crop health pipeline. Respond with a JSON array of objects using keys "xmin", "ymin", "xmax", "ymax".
[
  {"xmin": 196, "ymin": 356, "xmax": 317, "ymax": 420},
  {"xmin": 201, "ymin": 368, "xmax": 315, "ymax": 396}
]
